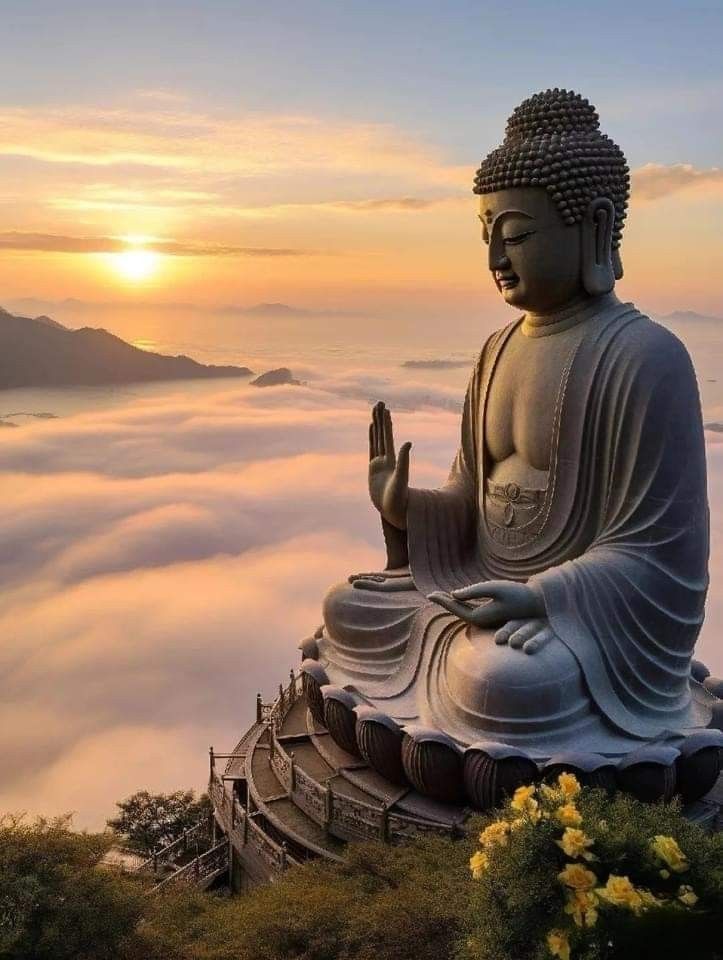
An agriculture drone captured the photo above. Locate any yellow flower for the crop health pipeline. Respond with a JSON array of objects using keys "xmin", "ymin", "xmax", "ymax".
[
  {"xmin": 541, "ymin": 783, "xmax": 561, "ymax": 801},
  {"xmin": 639, "ymin": 889, "xmax": 662, "ymax": 909},
  {"xmin": 469, "ymin": 849, "xmax": 489, "ymax": 879},
  {"xmin": 565, "ymin": 889, "xmax": 599, "ymax": 928},
  {"xmin": 555, "ymin": 803, "xmax": 583, "ymax": 827},
  {"xmin": 651, "ymin": 835, "xmax": 689, "ymax": 873},
  {"xmin": 678, "ymin": 885, "xmax": 698, "ymax": 907},
  {"xmin": 558, "ymin": 772, "xmax": 581, "ymax": 799},
  {"xmin": 596, "ymin": 875, "xmax": 645, "ymax": 913},
  {"xmin": 511, "ymin": 784, "xmax": 536, "ymax": 810},
  {"xmin": 558, "ymin": 863, "xmax": 597, "ymax": 891},
  {"xmin": 511, "ymin": 784, "xmax": 541, "ymax": 821},
  {"xmin": 557, "ymin": 827, "xmax": 595, "ymax": 861},
  {"xmin": 479, "ymin": 820, "xmax": 510, "ymax": 849},
  {"xmin": 546, "ymin": 929, "xmax": 571, "ymax": 960}
]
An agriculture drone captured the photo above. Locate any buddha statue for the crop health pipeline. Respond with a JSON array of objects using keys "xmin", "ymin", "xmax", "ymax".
[{"xmin": 300, "ymin": 89, "xmax": 722, "ymax": 808}]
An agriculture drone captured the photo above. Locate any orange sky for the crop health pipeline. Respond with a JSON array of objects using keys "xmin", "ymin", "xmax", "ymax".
[{"xmin": 1, "ymin": 96, "xmax": 722, "ymax": 319}]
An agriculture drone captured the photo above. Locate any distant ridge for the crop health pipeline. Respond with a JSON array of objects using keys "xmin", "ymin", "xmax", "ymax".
[
  {"xmin": 242, "ymin": 302, "xmax": 309, "ymax": 317},
  {"xmin": 659, "ymin": 310, "xmax": 722, "ymax": 325},
  {"xmin": 402, "ymin": 358, "xmax": 472, "ymax": 370},
  {"xmin": 0, "ymin": 308, "xmax": 253, "ymax": 389},
  {"xmin": 6, "ymin": 297, "xmax": 369, "ymax": 319}
]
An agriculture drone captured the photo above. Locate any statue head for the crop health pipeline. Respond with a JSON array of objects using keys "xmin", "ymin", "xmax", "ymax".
[{"xmin": 473, "ymin": 89, "xmax": 630, "ymax": 312}]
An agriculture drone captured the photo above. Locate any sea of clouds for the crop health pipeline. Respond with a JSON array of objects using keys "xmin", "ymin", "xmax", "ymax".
[{"xmin": 1, "ymin": 368, "xmax": 722, "ymax": 829}]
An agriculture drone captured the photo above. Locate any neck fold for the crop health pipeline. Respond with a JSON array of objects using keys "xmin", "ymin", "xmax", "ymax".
[{"xmin": 522, "ymin": 293, "xmax": 619, "ymax": 338}]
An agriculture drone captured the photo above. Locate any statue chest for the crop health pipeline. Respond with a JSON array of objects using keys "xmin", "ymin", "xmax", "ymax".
[
  {"xmin": 482, "ymin": 327, "xmax": 581, "ymax": 538},
  {"xmin": 484, "ymin": 328, "xmax": 580, "ymax": 473}
]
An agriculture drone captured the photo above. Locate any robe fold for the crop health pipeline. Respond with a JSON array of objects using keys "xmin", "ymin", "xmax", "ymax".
[{"xmin": 406, "ymin": 301, "xmax": 711, "ymax": 739}]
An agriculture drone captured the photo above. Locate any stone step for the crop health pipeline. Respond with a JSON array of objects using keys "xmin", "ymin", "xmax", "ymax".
[
  {"xmin": 245, "ymin": 718, "xmax": 345, "ymax": 861},
  {"xmin": 264, "ymin": 796, "xmax": 345, "ymax": 856}
]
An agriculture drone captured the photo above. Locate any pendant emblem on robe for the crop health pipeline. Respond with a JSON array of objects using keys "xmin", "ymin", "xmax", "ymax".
[{"xmin": 487, "ymin": 480, "xmax": 545, "ymax": 528}]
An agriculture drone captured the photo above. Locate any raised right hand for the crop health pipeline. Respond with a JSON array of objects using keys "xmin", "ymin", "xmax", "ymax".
[{"xmin": 368, "ymin": 401, "xmax": 411, "ymax": 530}]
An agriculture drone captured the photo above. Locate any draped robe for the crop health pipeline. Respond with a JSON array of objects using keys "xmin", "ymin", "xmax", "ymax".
[
  {"xmin": 320, "ymin": 300, "xmax": 711, "ymax": 754},
  {"xmin": 402, "ymin": 301, "xmax": 712, "ymax": 741}
]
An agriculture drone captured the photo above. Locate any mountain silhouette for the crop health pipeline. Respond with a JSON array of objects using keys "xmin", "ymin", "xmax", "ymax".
[
  {"xmin": 0, "ymin": 307, "xmax": 252, "ymax": 389},
  {"xmin": 660, "ymin": 310, "xmax": 722, "ymax": 324}
]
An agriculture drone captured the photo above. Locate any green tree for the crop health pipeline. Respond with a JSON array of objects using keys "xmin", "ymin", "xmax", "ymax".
[
  {"xmin": 0, "ymin": 814, "xmax": 154, "ymax": 960},
  {"xmin": 107, "ymin": 790, "xmax": 211, "ymax": 855}
]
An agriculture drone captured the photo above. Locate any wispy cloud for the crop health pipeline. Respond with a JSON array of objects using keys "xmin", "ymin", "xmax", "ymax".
[
  {"xmin": 632, "ymin": 162, "xmax": 723, "ymax": 202},
  {"xmin": 328, "ymin": 196, "xmax": 463, "ymax": 211},
  {"xmin": 0, "ymin": 104, "xmax": 465, "ymax": 184},
  {"xmin": 0, "ymin": 232, "xmax": 316, "ymax": 258}
]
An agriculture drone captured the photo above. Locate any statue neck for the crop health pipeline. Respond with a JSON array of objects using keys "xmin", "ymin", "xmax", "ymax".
[{"xmin": 522, "ymin": 292, "xmax": 619, "ymax": 338}]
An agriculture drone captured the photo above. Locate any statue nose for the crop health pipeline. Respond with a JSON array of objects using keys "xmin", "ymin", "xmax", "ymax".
[{"xmin": 491, "ymin": 253, "xmax": 511, "ymax": 271}]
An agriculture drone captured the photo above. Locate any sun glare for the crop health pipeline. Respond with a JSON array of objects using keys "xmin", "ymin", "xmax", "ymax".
[{"xmin": 111, "ymin": 248, "xmax": 160, "ymax": 283}]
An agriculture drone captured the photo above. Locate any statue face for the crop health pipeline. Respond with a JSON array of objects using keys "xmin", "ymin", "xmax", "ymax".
[{"xmin": 479, "ymin": 187, "xmax": 585, "ymax": 313}]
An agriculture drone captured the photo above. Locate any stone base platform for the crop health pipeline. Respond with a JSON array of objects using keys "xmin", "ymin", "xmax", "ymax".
[{"xmin": 209, "ymin": 675, "xmax": 722, "ymax": 890}]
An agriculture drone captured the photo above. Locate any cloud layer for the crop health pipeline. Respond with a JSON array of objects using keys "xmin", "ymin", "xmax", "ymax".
[
  {"xmin": 1, "ymin": 365, "xmax": 721, "ymax": 829},
  {"xmin": 0, "ymin": 374, "xmax": 458, "ymax": 827}
]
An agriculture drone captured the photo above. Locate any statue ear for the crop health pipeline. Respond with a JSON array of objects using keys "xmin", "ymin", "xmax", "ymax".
[
  {"xmin": 612, "ymin": 247, "xmax": 624, "ymax": 281},
  {"xmin": 582, "ymin": 197, "xmax": 616, "ymax": 295}
]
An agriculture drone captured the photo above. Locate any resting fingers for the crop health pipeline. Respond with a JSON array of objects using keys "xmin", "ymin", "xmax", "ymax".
[
  {"xmin": 495, "ymin": 617, "xmax": 555, "ymax": 655},
  {"xmin": 520, "ymin": 626, "xmax": 555, "ymax": 655}
]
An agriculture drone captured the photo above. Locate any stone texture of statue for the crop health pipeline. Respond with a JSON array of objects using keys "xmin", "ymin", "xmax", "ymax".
[{"xmin": 299, "ymin": 89, "xmax": 723, "ymax": 808}]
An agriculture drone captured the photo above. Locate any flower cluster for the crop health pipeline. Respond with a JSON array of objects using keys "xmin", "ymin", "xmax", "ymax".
[{"xmin": 468, "ymin": 775, "xmax": 703, "ymax": 960}]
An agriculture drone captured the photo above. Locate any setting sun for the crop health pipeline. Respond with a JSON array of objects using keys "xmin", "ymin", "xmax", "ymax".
[{"xmin": 111, "ymin": 248, "xmax": 161, "ymax": 283}]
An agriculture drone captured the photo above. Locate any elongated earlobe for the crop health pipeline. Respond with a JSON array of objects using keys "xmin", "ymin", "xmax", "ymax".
[
  {"xmin": 612, "ymin": 247, "xmax": 624, "ymax": 281},
  {"xmin": 582, "ymin": 198, "xmax": 616, "ymax": 295}
]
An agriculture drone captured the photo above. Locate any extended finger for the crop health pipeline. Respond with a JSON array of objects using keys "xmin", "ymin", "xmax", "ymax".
[
  {"xmin": 494, "ymin": 619, "xmax": 528, "ymax": 645},
  {"xmin": 350, "ymin": 569, "xmax": 410, "ymax": 582},
  {"xmin": 427, "ymin": 592, "xmax": 477, "ymax": 621},
  {"xmin": 370, "ymin": 406, "xmax": 379, "ymax": 458},
  {"xmin": 523, "ymin": 626, "xmax": 555, "ymax": 656},
  {"xmin": 509, "ymin": 618, "xmax": 546, "ymax": 649},
  {"xmin": 467, "ymin": 601, "xmax": 506, "ymax": 627},
  {"xmin": 354, "ymin": 576, "xmax": 415, "ymax": 593},
  {"xmin": 383, "ymin": 408, "xmax": 395, "ymax": 464},
  {"xmin": 394, "ymin": 441, "xmax": 412, "ymax": 488},
  {"xmin": 371, "ymin": 403, "xmax": 381, "ymax": 457},
  {"xmin": 452, "ymin": 579, "xmax": 509, "ymax": 601},
  {"xmin": 375, "ymin": 402, "xmax": 386, "ymax": 457}
]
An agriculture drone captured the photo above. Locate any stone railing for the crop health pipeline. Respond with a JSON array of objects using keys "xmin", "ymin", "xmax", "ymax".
[
  {"xmin": 209, "ymin": 769, "xmax": 299, "ymax": 876},
  {"xmin": 132, "ymin": 819, "xmax": 211, "ymax": 876},
  {"xmin": 246, "ymin": 814, "xmax": 294, "ymax": 873},
  {"xmin": 329, "ymin": 790, "xmax": 385, "ymax": 842},
  {"xmin": 268, "ymin": 700, "xmax": 456, "ymax": 844},
  {"xmin": 208, "ymin": 767, "xmax": 231, "ymax": 821},
  {"xmin": 154, "ymin": 840, "xmax": 229, "ymax": 891}
]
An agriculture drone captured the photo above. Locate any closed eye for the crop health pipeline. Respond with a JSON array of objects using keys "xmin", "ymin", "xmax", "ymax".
[{"xmin": 503, "ymin": 230, "xmax": 536, "ymax": 246}]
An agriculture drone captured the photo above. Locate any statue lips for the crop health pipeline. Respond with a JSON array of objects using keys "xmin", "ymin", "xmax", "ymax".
[{"xmin": 495, "ymin": 270, "xmax": 519, "ymax": 291}]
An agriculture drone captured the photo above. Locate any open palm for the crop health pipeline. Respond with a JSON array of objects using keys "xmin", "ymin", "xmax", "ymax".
[{"xmin": 368, "ymin": 401, "xmax": 411, "ymax": 530}]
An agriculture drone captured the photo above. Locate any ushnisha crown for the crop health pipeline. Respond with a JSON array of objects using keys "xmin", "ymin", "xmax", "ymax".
[{"xmin": 473, "ymin": 88, "xmax": 630, "ymax": 249}]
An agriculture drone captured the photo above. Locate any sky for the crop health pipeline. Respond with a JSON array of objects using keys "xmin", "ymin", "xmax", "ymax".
[
  {"xmin": 0, "ymin": 0, "xmax": 722, "ymax": 318},
  {"xmin": 1, "ymin": 2, "xmax": 723, "ymax": 830}
]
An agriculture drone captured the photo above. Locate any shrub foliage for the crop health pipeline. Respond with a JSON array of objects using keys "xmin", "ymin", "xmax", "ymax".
[
  {"xmin": 460, "ymin": 776, "xmax": 723, "ymax": 960},
  {"xmin": 2, "ymin": 782, "xmax": 721, "ymax": 960}
]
